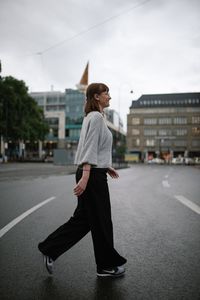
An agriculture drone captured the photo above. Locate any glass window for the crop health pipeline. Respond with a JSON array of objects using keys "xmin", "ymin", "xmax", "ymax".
[
  {"xmin": 174, "ymin": 129, "xmax": 187, "ymax": 136},
  {"xmin": 132, "ymin": 139, "xmax": 140, "ymax": 147},
  {"xmin": 144, "ymin": 129, "xmax": 157, "ymax": 136},
  {"xmin": 144, "ymin": 118, "xmax": 157, "ymax": 125},
  {"xmin": 47, "ymin": 97, "xmax": 58, "ymax": 104},
  {"xmin": 159, "ymin": 129, "xmax": 172, "ymax": 136},
  {"xmin": 146, "ymin": 139, "xmax": 155, "ymax": 146},
  {"xmin": 132, "ymin": 129, "xmax": 140, "ymax": 135},
  {"xmin": 158, "ymin": 118, "xmax": 172, "ymax": 125},
  {"xmin": 46, "ymin": 118, "xmax": 59, "ymax": 125},
  {"xmin": 192, "ymin": 127, "xmax": 200, "ymax": 135},
  {"xmin": 192, "ymin": 116, "xmax": 200, "ymax": 124},
  {"xmin": 192, "ymin": 140, "xmax": 200, "ymax": 147},
  {"xmin": 174, "ymin": 140, "xmax": 187, "ymax": 146},
  {"xmin": 173, "ymin": 117, "xmax": 187, "ymax": 124},
  {"xmin": 132, "ymin": 118, "xmax": 140, "ymax": 125}
]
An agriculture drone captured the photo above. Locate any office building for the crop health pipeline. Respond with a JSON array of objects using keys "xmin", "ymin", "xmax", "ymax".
[{"xmin": 126, "ymin": 92, "xmax": 200, "ymax": 162}]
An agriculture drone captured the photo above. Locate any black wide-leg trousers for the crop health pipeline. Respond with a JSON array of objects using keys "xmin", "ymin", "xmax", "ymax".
[{"xmin": 38, "ymin": 168, "xmax": 127, "ymax": 269}]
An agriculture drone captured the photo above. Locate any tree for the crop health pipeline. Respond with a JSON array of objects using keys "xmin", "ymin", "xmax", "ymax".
[{"xmin": 0, "ymin": 76, "xmax": 49, "ymax": 143}]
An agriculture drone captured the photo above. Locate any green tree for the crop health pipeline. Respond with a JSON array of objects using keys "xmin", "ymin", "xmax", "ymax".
[{"xmin": 0, "ymin": 76, "xmax": 49, "ymax": 142}]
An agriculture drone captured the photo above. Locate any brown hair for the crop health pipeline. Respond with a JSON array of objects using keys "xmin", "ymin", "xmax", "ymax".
[{"xmin": 84, "ymin": 83, "xmax": 109, "ymax": 115}]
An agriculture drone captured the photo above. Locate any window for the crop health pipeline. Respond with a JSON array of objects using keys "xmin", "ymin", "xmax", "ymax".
[
  {"xmin": 144, "ymin": 129, "xmax": 157, "ymax": 136},
  {"xmin": 132, "ymin": 129, "xmax": 140, "ymax": 135},
  {"xmin": 174, "ymin": 129, "xmax": 187, "ymax": 136},
  {"xmin": 144, "ymin": 118, "xmax": 157, "ymax": 125},
  {"xmin": 159, "ymin": 129, "xmax": 172, "ymax": 136},
  {"xmin": 46, "ymin": 118, "xmax": 59, "ymax": 125},
  {"xmin": 69, "ymin": 129, "xmax": 81, "ymax": 138},
  {"xmin": 146, "ymin": 139, "xmax": 155, "ymax": 146},
  {"xmin": 59, "ymin": 97, "xmax": 65, "ymax": 103},
  {"xmin": 132, "ymin": 139, "xmax": 140, "ymax": 147},
  {"xmin": 65, "ymin": 129, "xmax": 69, "ymax": 137},
  {"xmin": 158, "ymin": 118, "xmax": 172, "ymax": 124},
  {"xmin": 174, "ymin": 117, "xmax": 187, "ymax": 124},
  {"xmin": 192, "ymin": 127, "xmax": 200, "ymax": 135},
  {"xmin": 192, "ymin": 116, "xmax": 200, "ymax": 124},
  {"xmin": 132, "ymin": 118, "xmax": 140, "ymax": 125},
  {"xmin": 136, "ymin": 139, "xmax": 140, "ymax": 146},
  {"xmin": 192, "ymin": 140, "xmax": 200, "ymax": 147},
  {"xmin": 53, "ymin": 128, "xmax": 58, "ymax": 137},
  {"xmin": 47, "ymin": 97, "xmax": 58, "ymax": 104},
  {"xmin": 174, "ymin": 140, "xmax": 187, "ymax": 147},
  {"xmin": 162, "ymin": 140, "xmax": 172, "ymax": 146},
  {"xmin": 46, "ymin": 106, "xmax": 55, "ymax": 111}
]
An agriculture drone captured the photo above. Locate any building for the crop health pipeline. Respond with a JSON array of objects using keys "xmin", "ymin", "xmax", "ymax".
[
  {"xmin": 29, "ymin": 88, "xmax": 82, "ymax": 161},
  {"xmin": 126, "ymin": 92, "xmax": 200, "ymax": 162}
]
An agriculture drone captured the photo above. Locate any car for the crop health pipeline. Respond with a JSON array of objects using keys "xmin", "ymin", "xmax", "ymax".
[
  {"xmin": 148, "ymin": 158, "xmax": 165, "ymax": 164},
  {"xmin": 171, "ymin": 157, "xmax": 183, "ymax": 164},
  {"xmin": 184, "ymin": 157, "xmax": 195, "ymax": 165}
]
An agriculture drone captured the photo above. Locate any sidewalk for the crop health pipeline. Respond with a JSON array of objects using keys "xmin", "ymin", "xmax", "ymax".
[{"xmin": 0, "ymin": 162, "xmax": 77, "ymax": 181}]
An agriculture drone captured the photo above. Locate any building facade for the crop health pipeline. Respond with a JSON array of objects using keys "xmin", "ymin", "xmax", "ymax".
[{"xmin": 126, "ymin": 93, "xmax": 200, "ymax": 162}]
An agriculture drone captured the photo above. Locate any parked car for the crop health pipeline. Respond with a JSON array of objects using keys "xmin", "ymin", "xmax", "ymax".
[
  {"xmin": 194, "ymin": 157, "xmax": 200, "ymax": 165},
  {"xmin": 171, "ymin": 157, "xmax": 183, "ymax": 164},
  {"xmin": 148, "ymin": 158, "xmax": 165, "ymax": 164},
  {"xmin": 184, "ymin": 157, "xmax": 195, "ymax": 165}
]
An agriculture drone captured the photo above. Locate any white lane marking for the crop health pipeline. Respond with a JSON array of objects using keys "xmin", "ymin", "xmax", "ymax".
[
  {"xmin": 0, "ymin": 196, "xmax": 56, "ymax": 238},
  {"xmin": 164, "ymin": 175, "xmax": 169, "ymax": 179},
  {"xmin": 162, "ymin": 180, "xmax": 170, "ymax": 187},
  {"xmin": 174, "ymin": 195, "xmax": 200, "ymax": 215}
]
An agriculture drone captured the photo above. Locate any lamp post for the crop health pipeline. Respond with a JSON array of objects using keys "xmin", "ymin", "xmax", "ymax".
[{"xmin": 117, "ymin": 84, "xmax": 133, "ymax": 163}]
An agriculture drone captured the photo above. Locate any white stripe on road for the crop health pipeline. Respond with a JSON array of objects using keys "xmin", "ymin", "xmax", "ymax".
[
  {"xmin": 164, "ymin": 175, "xmax": 169, "ymax": 179},
  {"xmin": 162, "ymin": 180, "xmax": 170, "ymax": 187},
  {"xmin": 174, "ymin": 195, "xmax": 200, "ymax": 215},
  {"xmin": 0, "ymin": 196, "xmax": 56, "ymax": 238}
]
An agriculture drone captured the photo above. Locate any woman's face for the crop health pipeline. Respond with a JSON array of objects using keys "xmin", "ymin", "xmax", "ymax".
[{"xmin": 97, "ymin": 90, "xmax": 111, "ymax": 110}]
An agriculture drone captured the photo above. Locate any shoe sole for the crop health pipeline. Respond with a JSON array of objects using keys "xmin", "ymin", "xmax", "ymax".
[{"xmin": 97, "ymin": 271, "xmax": 125, "ymax": 277}]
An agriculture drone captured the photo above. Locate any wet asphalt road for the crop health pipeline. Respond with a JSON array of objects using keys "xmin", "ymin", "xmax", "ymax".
[{"xmin": 0, "ymin": 163, "xmax": 200, "ymax": 300}]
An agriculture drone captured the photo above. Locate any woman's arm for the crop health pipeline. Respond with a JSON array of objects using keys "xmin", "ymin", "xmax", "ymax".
[{"xmin": 73, "ymin": 164, "xmax": 91, "ymax": 197}]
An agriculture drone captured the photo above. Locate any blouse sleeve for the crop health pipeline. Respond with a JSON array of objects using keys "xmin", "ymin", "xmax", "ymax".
[{"xmin": 79, "ymin": 113, "xmax": 102, "ymax": 166}]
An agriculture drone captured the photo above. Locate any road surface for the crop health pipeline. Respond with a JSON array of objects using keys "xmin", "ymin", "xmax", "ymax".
[{"xmin": 0, "ymin": 164, "xmax": 200, "ymax": 300}]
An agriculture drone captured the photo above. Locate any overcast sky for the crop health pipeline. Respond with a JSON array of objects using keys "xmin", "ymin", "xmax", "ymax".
[{"xmin": 1, "ymin": 0, "xmax": 200, "ymax": 130}]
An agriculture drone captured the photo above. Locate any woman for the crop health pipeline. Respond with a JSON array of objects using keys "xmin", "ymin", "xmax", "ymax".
[{"xmin": 38, "ymin": 83, "xmax": 127, "ymax": 277}]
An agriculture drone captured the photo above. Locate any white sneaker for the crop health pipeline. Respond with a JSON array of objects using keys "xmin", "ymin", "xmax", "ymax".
[
  {"xmin": 97, "ymin": 266, "xmax": 125, "ymax": 277},
  {"xmin": 43, "ymin": 255, "xmax": 54, "ymax": 275}
]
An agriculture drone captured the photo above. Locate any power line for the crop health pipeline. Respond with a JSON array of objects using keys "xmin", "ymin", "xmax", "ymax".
[{"xmin": 35, "ymin": 0, "xmax": 152, "ymax": 55}]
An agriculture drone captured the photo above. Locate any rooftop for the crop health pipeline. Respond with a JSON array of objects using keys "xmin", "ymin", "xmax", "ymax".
[{"xmin": 130, "ymin": 92, "xmax": 200, "ymax": 108}]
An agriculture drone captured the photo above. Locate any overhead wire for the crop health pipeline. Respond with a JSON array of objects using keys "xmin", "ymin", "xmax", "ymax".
[
  {"xmin": 10, "ymin": 0, "xmax": 151, "ymax": 59},
  {"xmin": 37, "ymin": 0, "xmax": 152, "ymax": 55}
]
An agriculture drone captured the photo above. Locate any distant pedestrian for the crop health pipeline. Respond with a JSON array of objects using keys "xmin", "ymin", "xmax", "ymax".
[{"xmin": 38, "ymin": 83, "xmax": 127, "ymax": 277}]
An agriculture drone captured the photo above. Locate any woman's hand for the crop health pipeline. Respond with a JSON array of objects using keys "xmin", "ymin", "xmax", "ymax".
[
  {"xmin": 107, "ymin": 167, "xmax": 119, "ymax": 179},
  {"xmin": 74, "ymin": 164, "xmax": 91, "ymax": 197},
  {"xmin": 74, "ymin": 175, "xmax": 89, "ymax": 196}
]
